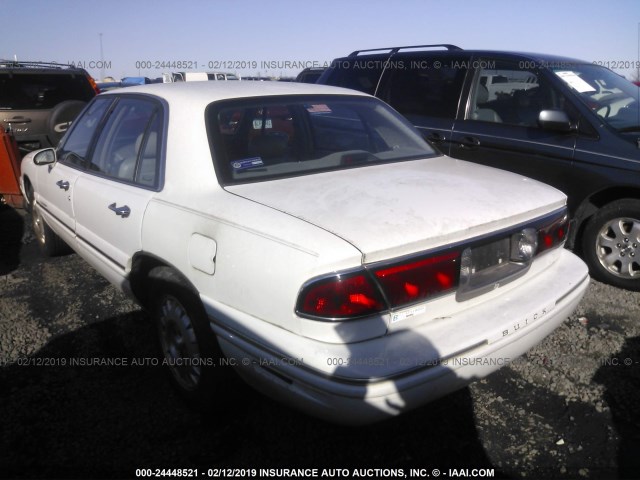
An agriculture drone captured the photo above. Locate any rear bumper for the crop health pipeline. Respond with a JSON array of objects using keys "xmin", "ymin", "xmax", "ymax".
[{"xmin": 203, "ymin": 249, "xmax": 589, "ymax": 425}]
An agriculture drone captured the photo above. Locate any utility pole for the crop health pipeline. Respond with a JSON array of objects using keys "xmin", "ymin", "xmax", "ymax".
[{"xmin": 99, "ymin": 33, "xmax": 105, "ymax": 81}]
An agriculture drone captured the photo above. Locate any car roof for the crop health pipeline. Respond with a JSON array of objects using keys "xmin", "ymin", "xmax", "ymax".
[
  {"xmin": 0, "ymin": 60, "xmax": 88, "ymax": 73},
  {"xmin": 449, "ymin": 50, "xmax": 587, "ymax": 65},
  {"xmin": 103, "ymin": 81, "xmax": 370, "ymax": 105},
  {"xmin": 340, "ymin": 48, "xmax": 588, "ymax": 66}
]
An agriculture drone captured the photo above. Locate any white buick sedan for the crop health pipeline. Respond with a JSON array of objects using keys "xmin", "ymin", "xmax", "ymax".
[{"xmin": 21, "ymin": 82, "xmax": 589, "ymax": 424}]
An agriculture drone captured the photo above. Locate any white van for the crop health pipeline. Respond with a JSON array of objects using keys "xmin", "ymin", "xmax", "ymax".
[{"xmin": 162, "ymin": 72, "xmax": 240, "ymax": 83}]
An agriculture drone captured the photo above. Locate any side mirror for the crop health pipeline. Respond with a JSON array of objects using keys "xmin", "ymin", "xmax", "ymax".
[
  {"xmin": 33, "ymin": 148, "xmax": 56, "ymax": 165},
  {"xmin": 538, "ymin": 110, "xmax": 574, "ymax": 133}
]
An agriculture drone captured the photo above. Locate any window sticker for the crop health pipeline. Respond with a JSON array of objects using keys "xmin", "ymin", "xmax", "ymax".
[
  {"xmin": 306, "ymin": 104, "xmax": 332, "ymax": 113},
  {"xmin": 252, "ymin": 119, "xmax": 272, "ymax": 129},
  {"xmin": 555, "ymin": 71, "xmax": 596, "ymax": 93},
  {"xmin": 231, "ymin": 157, "xmax": 264, "ymax": 170}
]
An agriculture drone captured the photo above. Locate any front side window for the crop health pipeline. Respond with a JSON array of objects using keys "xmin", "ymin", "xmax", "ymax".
[
  {"xmin": 57, "ymin": 96, "xmax": 113, "ymax": 167},
  {"xmin": 468, "ymin": 61, "xmax": 570, "ymax": 127},
  {"xmin": 552, "ymin": 64, "xmax": 640, "ymax": 132},
  {"xmin": 208, "ymin": 95, "xmax": 436, "ymax": 185},
  {"xmin": 89, "ymin": 97, "xmax": 161, "ymax": 187}
]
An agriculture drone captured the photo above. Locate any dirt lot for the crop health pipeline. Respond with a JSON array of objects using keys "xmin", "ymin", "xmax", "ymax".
[{"xmin": 1, "ymin": 204, "xmax": 639, "ymax": 479}]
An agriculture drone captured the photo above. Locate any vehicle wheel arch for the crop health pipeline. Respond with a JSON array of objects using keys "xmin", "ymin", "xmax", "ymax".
[
  {"xmin": 22, "ymin": 175, "xmax": 34, "ymax": 212},
  {"xmin": 571, "ymin": 186, "xmax": 640, "ymax": 253},
  {"xmin": 576, "ymin": 196, "xmax": 640, "ymax": 290},
  {"xmin": 129, "ymin": 253, "xmax": 200, "ymax": 311}
]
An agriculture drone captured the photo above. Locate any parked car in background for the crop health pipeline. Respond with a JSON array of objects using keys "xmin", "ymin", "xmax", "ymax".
[
  {"xmin": 0, "ymin": 60, "xmax": 99, "ymax": 157},
  {"xmin": 163, "ymin": 72, "xmax": 240, "ymax": 82},
  {"xmin": 20, "ymin": 81, "xmax": 588, "ymax": 424},
  {"xmin": 319, "ymin": 45, "xmax": 640, "ymax": 290},
  {"xmin": 208, "ymin": 72, "xmax": 239, "ymax": 81},
  {"xmin": 242, "ymin": 76, "xmax": 272, "ymax": 81},
  {"xmin": 96, "ymin": 81, "xmax": 124, "ymax": 92},
  {"xmin": 295, "ymin": 67, "xmax": 325, "ymax": 83}
]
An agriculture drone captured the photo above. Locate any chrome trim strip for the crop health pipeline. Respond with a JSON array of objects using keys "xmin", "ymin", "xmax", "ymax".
[{"xmin": 76, "ymin": 234, "xmax": 126, "ymax": 271}]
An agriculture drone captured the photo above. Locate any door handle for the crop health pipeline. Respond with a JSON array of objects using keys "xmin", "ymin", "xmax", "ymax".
[
  {"xmin": 3, "ymin": 116, "xmax": 32, "ymax": 124},
  {"xmin": 426, "ymin": 132, "xmax": 445, "ymax": 144},
  {"xmin": 459, "ymin": 136, "xmax": 481, "ymax": 149},
  {"xmin": 56, "ymin": 180, "xmax": 70, "ymax": 191},
  {"xmin": 108, "ymin": 203, "xmax": 131, "ymax": 218}
]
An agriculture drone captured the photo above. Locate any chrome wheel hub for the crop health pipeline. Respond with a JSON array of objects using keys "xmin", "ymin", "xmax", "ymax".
[
  {"xmin": 157, "ymin": 295, "xmax": 201, "ymax": 391},
  {"xmin": 596, "ymin": 217, "xmax": 640, "ymax": 279}
]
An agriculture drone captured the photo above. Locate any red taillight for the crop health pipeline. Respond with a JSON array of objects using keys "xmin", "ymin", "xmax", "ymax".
[
  {"xmin": 537, "ymin": 213, "xmax": 569, "ymax": 254},
  {"xmin": 297, "ymin": 272, "xmax": 386, "ymax": 319},
  {"xmin": 372, "ymin": 251, "xmax": 460, "ymax": 308}
]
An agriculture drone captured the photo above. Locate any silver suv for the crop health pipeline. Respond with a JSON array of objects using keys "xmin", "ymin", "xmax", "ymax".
[{"xmin": 0, "ymin": 61, "xmax": 99, "ymax": 157}]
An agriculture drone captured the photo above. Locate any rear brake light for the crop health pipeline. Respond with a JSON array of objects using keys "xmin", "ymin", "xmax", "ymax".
[
  {"xmin": 372, "ymin": 251, "xmax": 460, "ymax": 308},
  {"xmin": 537, "ymin": 212, "xmax": 569, "ymax": 254},
  {"xmin": 297, "ymin": 271, "xmax": 386, "ymax": 319},
  {"xmin": 297, "ymin": 210, "xmax": 568, "ymax": 320}
]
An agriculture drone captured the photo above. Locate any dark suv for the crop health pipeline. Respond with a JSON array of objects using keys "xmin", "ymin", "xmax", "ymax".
[
  {"xmin": 0, "ymin": 61, "xmax": 99, "ymax": 157},
  {"xmin": 319, "ymin": 44, "xmax": 640, "ymax": 290}
]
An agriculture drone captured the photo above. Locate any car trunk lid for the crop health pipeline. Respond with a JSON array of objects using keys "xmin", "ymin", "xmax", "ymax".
[{"xmin": 225, "ymin": 157, "xmax": 566, "ymax": 263}]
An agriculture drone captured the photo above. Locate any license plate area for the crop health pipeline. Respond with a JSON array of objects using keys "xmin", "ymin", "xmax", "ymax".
[{"xmin": 456, "ymin": 236, "xmax": 531, "ymax": 302}]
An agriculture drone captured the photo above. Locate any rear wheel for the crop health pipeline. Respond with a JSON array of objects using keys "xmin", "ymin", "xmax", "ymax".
[
  {"xmin": 581, "ymin": 199, "xmax": 640, "ymax": 290},
  {"xmin": 149, "ymin": 268, "xmax": 237, "ymax": 407},
  {"xmin": 31, "ymin": 201, "xmax": 69, "ymax": 257}
]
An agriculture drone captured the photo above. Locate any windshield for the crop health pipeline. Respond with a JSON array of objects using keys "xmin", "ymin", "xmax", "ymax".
[
  {"xmin": 207, "ymin": 95, "xmax": 436, "ymax": 185},
  {"xmin": 553, "ymin": 64, "xmax": 640, "ymax": 132}
]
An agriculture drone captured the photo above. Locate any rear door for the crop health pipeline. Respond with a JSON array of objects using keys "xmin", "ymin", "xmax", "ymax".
[
  {"xmin": 73, "ymin": 96, "xmax": 163, "ymax": 278},
  {"xmin": 449, "ymin": 58, "xmax": 577, "ymax": 190}
]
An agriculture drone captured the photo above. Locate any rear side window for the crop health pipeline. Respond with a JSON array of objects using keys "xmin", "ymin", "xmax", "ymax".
[
  {"xmin": 321, "ymin": 59, "xmax": 387, "ymax": 95},
  {"xmin": 89, "ymin": 97, "xmax": 161, "ymax": 188},
  {"xmin": 381, "ymin": 57, "xmax": 468, "ymax": 122},
  {"xmin": 0, "ymin": 72, "xmax": 96, "ymax": 110}
]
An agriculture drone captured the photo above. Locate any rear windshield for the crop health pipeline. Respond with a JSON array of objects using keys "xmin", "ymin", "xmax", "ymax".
[
  {"xmin": 207, "ymin": 95, "xmax": 436, "ymax": 185},
  {"xmin": 0, "ymin": 72, "xmax": 95, "ymax": 110}
]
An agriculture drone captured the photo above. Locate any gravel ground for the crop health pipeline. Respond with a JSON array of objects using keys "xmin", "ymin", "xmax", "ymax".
[{"xmin": 1, "ymin": 205, "xmax": 639, "ymax": 480}]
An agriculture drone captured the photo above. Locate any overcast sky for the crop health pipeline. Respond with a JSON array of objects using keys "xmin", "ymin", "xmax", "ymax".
[{"xmin": 4, "ymin": 0, "xmax": 640, "ymax": 81}]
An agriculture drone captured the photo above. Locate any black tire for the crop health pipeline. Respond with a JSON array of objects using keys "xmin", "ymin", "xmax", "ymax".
[
  {"xmin": 149, "ymin": 268, "xmax": 238, "ymax": 408},
  {"xmin": 46, "ymin": 100, "xmax": 87, "ymax": 147},
  {"xmin": 31, "ymin": 201, "xmax": 70, "ymax": 257},
  {"xmin": 581, "ymin": 199, "xmax": 640, "ymax": 291}
]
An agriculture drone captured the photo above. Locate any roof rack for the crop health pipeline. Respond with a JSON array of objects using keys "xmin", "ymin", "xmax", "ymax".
[
  {"xmin": 348, "ymin": 44, "xmax": 463, "ymax": 57},
  {"xmin": 0, "ymin": 60, "xmax": 78, "ymax": 70}
]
